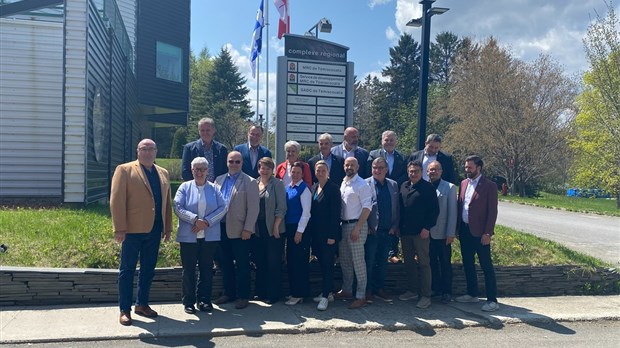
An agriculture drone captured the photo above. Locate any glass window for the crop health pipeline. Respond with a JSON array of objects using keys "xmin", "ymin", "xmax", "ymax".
[{"xmin": 156, "ymin": 41, "xmax": 182, "ymax": 83}]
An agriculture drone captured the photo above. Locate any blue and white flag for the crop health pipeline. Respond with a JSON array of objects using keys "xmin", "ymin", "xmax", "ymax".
[{"xmin": 250, "ymin": 0, "xmax": 265, "ymax": 78}]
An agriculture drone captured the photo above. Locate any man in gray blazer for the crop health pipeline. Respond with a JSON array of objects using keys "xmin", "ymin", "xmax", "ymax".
[
  {"xmin": 213, "ymin": 151, "xmax": 260, "ymax": 309},
  {"xmin": 365, "ymin": 157, "xmax": 400, "ymax": 302},
  {"xmin": 427, "ymin": 161, "xmax": 457, "ymax": 304}
]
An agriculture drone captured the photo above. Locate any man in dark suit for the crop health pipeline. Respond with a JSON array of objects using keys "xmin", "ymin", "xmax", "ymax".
[
  {"xmin": 455, "ymin": 155, "xmax": 499, "ymax": 312},
  {"xmin": 331, "ymin": 127, "xmax": 369, "ymax": 179},
  {"xmin": 181, "ymin": 117, "xmax": 228, "ymax": 182},
  {"xmin": 234, "ymin": 125, "xmax": 272, "ymax": 178},
  {"xmin": 308, "ymin": 133, "xmax": 345, "ymax": 187},
  {"xmin": 366, "ymin": 130, "xmax": 407, "ymax": 184},
  {"xmin": 407, "ymin": 134, "xmax": 456, "ymax": 184}
]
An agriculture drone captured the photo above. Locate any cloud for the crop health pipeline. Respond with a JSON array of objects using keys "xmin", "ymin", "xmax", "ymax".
[
  {"xmin": 368, "ymin": 0, "xmax": 392, "ymax": 8},
  {"xmin": 385, "ymin": 26, "xmax": 398, "ymax": 44}
]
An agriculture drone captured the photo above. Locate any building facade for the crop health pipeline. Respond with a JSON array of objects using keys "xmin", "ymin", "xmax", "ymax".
[{"xmin": 0, "ymin": 0, "xmax": 189, "ymax": 203}]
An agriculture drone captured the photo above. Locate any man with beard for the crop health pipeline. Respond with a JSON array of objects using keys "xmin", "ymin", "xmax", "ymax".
[
  {"xmin": 455, "ymin": 155, "xmax": 499, "ymax": 312},
  {"xmin": 335, "ymin": 157, "xmax": 373, "ymax": 309},
  {"xmin": 407, "ymin": 134, "xmax": 456, "ymax": 184}
]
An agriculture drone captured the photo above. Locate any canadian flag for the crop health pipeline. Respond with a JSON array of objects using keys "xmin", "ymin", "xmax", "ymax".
[{"xmin": 274, "ymin": 0, "xmax": 289, "ymax": 39}]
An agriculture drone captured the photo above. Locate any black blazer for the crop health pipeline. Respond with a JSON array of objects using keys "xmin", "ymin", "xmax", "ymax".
[
  {"xmin": 181, "ymin": 139, "xmax": 228, "ymax": 182},
  {"xmin": 407, "ymin": 150, "xmax": 456, "ymax": 185},
  {"xmin": 308, "ymin": 154, "xmax": 346, "ymax": 187},
  {"xmin": 307, "ymin": 179, "xmax": 342, "ymax": 243},
  {"xmin": 330, "ymin": 144, "xmax": 370, "ymax": 179},
  {"xmin": 367, "ymin": 148, "xmax": 408, "ymax": 185},
  {"xmin": 233, "ymin": 143, "xmax": 273, "ymax": 178}
]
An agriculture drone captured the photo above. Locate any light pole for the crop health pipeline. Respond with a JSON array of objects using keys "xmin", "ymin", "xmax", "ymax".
[
  {"xmin": 407, "ymin": 0, "xmax": 449, "ymax": 150},
  {"xmin": 305, "ymin": 17, "xmax": 332, "ymax": 38}
]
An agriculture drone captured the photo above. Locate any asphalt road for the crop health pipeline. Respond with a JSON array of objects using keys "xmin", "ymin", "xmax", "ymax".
[
  {"xmin": 497, "ymin": 201, "xmax": 620, "ymax": 265},
  {"xmin": 9, "ymin": 321, "xmax": 620, "ymax": 348}
]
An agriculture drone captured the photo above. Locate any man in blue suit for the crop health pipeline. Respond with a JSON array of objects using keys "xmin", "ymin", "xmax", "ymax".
[
  {"xmin": 181, "ymin": 117, "xmax": 228, "ymax": 182},
  {"xmin": 331, "ymin": 127, "xmax": 369, "ymax": 179},
  {"xmin": 234, "ymin": 125, "xmax": 272, "ymax": 178}
]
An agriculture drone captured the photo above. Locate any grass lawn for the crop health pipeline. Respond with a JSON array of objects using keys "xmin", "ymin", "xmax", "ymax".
[
  {"xmin": 500, "ymin": 191, "xmax": 619, "ymax": 217},
  {"xmin": 0, "ymin": 206, "xmax": 609, "ymax": 269}
]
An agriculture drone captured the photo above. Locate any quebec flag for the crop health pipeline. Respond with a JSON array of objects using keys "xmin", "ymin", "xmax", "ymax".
[{"xmin": 250, "ymin": 0, "xmax": 265, "ymax": 78}]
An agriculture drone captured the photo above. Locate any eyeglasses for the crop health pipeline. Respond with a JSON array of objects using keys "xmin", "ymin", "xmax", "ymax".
[
  {"xmin": 138, "ymin": 147, "xmax": 157, "ymax": 152},
  {"xmin": 372, "ymin": 166, "xmax": 386, "ymax": 170},
  {"xmin": 228, "ymin": 160, "xmax": 241, "ymax": 164},
  {"xmin": 192, "ymin": 167, "xmax": 208, "ymax": 172}
]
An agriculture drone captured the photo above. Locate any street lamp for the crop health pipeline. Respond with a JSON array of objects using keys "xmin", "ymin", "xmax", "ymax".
[
  {"xmin": 407, "ymin": 0, "xmax": 449, "ymax": 150},
  {"xmin": 305, "ymin": 17, "xmax": 332, "ymax": 38}
]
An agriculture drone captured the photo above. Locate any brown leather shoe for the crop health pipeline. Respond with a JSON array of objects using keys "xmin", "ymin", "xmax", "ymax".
[
  {"xmin": 235, "ymin": 299, "xmax": 249, "ymax": 309},
  {"xmin": 134, "ymin": 305, "xmax": 158, "ymax": 318},
  {"xmin": 374, "ymin": 289, "xmax": 392, "ymax": 302},
  {"xmin": 348, "ymin": 299, "xmax": 366, "ymax": 309},
  {"xmin": 334, "ymin": 290, "xmax": 354, "ymax": 300},
  {"xmin": 119, "ymin": 311, "xmax": 132, "ymax": 326}
]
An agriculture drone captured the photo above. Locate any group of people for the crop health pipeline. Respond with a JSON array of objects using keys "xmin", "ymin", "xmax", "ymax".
[{"xmin": 110, "ymin": 117, "xmax": 499, "ymax": 327}]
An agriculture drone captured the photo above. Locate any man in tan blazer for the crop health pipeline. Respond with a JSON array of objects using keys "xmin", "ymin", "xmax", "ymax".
[
  {"xmin": 213, "ymin": 151, "xmax": 259, "ymax": 309},
  {"xmin": 110, "ymin": 139, "xmax": 172, "ymax": 326}
]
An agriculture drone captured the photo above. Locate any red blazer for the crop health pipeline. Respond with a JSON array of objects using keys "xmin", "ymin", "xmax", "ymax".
[
  {"xmin": 457, "ymin": 175, "xmax": 498, "ymax": 237},
  {"xmin": 275, "ymin": 161, "xmax": 313, "ymax": 188}
]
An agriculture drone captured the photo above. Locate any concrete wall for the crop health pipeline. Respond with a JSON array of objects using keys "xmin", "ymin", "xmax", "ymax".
[{"xmin": 1, "ymin": 265, "xmax": 618, "ymax": 306}]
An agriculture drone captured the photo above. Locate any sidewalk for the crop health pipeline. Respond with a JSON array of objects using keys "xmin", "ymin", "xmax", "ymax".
[{"xmin": 2, "ymin": 296, "xmax": 620, "ymax": 344}]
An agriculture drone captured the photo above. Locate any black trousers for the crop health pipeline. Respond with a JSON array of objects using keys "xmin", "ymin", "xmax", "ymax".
[
  {"xmin": 219, "ymin": 223, "xmax": 251, "ymax": 300},
  {"xmin": 459, "ymin": 223, "xmax": 497, "ymax": 302},
  {"xmin": 314, "ymin": 239, "xmax": 338, "ymax": 296},
  {"xmin": 253, "ymin": 219, "xmax": 285, "ymax": 301},
  {"xmin": 286, "ymin": 223, "xmax": 310, "ymax": 298},
  {"xmin": 429, "ymin": 237, "xmax": 453, "ymax": 295},
  {"xmin": 180, "ymin": 239, "xmax": 218, "ymax": 305}
]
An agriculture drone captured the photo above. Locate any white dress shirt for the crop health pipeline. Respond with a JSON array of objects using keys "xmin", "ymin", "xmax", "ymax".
[
  {"xmin": 340, "ymin": 174, "xmax": 373, "ymax": 220},
  {"xmin": 462, "ymin": 174, "xmax": 481, "ymax": 224}
]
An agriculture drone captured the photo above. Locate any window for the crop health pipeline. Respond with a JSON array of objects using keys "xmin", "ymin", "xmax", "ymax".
[{"xmin": 156, "ymin": 41, "xmax": 182, "ymax": 82}]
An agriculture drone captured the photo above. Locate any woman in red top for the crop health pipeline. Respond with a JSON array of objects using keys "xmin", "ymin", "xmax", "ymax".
[{"xmin": 275, "ymin": 140, "xmax": 312, "ymax": 187}]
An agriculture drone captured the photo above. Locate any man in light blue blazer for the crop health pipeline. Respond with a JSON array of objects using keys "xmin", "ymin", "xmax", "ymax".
[
  {"xmin": 234, "ymin": 125, "xmax": 272, "ymax": 178},
  {"xmin": 365, "ymin": 157, "xmax": 400, "ymax": 302},
  {"xmin": 213, "ymin": 151, "xmax": 260, "ymax": 310},
  {"xmin": 427, "ymin": 160, "xmax": 457, "ymax": 304}
]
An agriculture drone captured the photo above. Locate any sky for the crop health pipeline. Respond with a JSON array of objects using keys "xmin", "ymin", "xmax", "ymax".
[{"xmin": 190, "ymin": 0, "xmax": 619, "ymax": 121}]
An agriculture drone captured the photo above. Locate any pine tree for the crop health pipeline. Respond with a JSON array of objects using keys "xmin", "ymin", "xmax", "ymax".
[{"xmin": 205, "ymin": 48, "xmax": 252, "ymax": 119}]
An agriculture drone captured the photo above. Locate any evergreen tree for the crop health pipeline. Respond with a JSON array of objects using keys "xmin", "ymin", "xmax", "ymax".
[
  {"xmin": 429, "ymin": 32, "xmax": 467, "ymax": 85},
  {"xmin": 205, "ymin": 48, "xmax": 252, "ymax": 119},
  {"xmin": 382, "ymin": 33, "xmax": 421, "ymax": 106}
]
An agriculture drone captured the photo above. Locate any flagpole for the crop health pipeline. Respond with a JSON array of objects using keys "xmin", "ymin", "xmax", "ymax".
[
  {"xmin": 265, "ymin": 0, "xmax": 270, "ymax": 146},
  {"xmin": 256, "ymin": 55, "xmax": 260, "ymax": 124}
]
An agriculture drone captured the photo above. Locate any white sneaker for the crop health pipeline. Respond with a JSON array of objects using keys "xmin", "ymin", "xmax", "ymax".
[
  {"xmin": 481, "ymin": 301, "xmax": 499, "ymax": 312},
  {"xmin": 398, "ymin": 291, "xmax": 419, "ymax": 301},
  {"xmin": 317, "ymin": 297, "xmax": 329, "ymax": 311},
  {"xmin": 455, "ymin": 294, "xmax": 480, "ymax": 303},
  {"xmin": 416, "ymin": 296, "xmax": 431, "ymax": 309},
  {"xmin": 313, "ymin": 293, "xmax": 334, "ymax": 303}
]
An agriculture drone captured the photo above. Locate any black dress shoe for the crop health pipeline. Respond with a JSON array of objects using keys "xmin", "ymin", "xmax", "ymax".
[
  {"xmin": 184, "ymin": 305, "xmax": 196, "ymax": 314},
  {"xmin": 198, "ymin": 302, "xmax": 213, "ymax": 312}
]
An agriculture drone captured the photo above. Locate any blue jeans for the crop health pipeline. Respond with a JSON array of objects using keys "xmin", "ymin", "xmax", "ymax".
[
  {"xmin": 118, "ymin": 228, "xmax": 161, "ymax": 312},
  {"xmin": 365, "ymin": 229, "xmax": 391, "ymax": 292}
]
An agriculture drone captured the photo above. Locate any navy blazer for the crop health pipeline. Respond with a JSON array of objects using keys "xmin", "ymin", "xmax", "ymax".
[
  {"xmin": 407, "ymin": 150, "xmax": 456, "ymax": 185},
  {"xmin": 233, "ymin": 143, "xmax": 273, "ymax": 178},
  {"xmin": 330, "ymin": 144, "xmax": 370, "ymax": 179},
  {"xmin": 367, "ymin": 148, "xmax": 408, "ymax": 185},
  {"xmin": 308, "ymin": 153, "xmax": 346, "ymax": 187},
  {"xmin": 181, "ymin": 139, "xmax": 228, "ymax": 182},
  {"xmin": 307, "ymin": 179, "xmax": 342, "ymax": 243}
]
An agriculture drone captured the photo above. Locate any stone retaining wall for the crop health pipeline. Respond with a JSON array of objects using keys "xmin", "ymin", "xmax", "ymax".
[{"xmin": 1, "ymin": 265, "xmax": 618, "ymax": 306}]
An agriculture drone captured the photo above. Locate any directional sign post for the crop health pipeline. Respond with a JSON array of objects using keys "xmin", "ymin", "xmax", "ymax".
[{"xmin": 275, "ymin": 34, "xmax": 354, "ymax": 162}]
